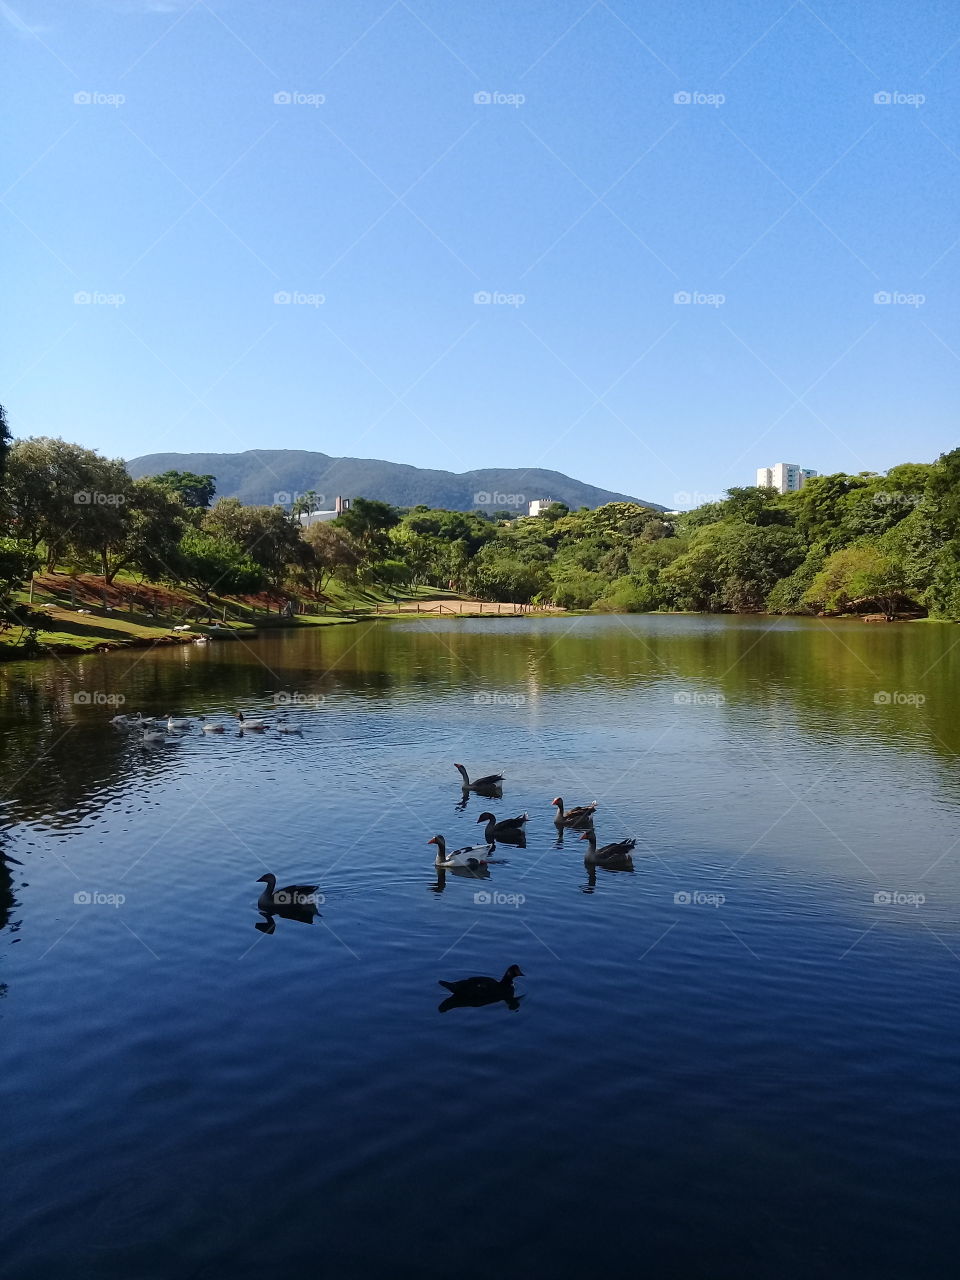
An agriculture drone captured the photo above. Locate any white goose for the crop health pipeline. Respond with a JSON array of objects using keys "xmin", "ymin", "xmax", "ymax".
[
  {"xmin": 166, "ymin": 715, "xmax": 192, "ymax": 733},
  {"xmin": 235, "ymin": 712, "xmax": 268, "ymax": 732},
  {"xmin": 427, "ymin": 835, "xmax": 494, "ymax": 870}
]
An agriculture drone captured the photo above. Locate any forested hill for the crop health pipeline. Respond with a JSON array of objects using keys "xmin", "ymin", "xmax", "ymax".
[{"xmin": 127, "ymin": 449, "xmax": 663, "ymax": 512}]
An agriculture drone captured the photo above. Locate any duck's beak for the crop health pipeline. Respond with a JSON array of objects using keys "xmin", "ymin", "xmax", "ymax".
[
  {"xmin": 256, "ymin": 875, "xmax": 269, "ymax": 883},
  {"xmin": 427, "ymin": 837, "xmax": 437, "ymax": 845}
]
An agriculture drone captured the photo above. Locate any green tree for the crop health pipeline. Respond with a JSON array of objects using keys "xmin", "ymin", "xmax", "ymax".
[
  {"xmin": 3, "ymin": 438, "xmax": 131, "ymax": 568},
  {"xmin": 803, "ymin": 544, "xmax": 910, "ymax": 615},
  {"xmin": 175, "ymin": 530, "xmax": 262, "ymax": 616},
  {"xmin": 153, "ymin": 470, "xmax": 216, "ymax": 509},
  {"xmin": 0, "ymin": 405, "xmax": 11, "ymax": 490},
  {"xmin": 334, "ymin": 498, "xmax": 400, "ymax": 560},
  {"xmin": 203, "ymin": 498, "xmax": 305, "ymax": 588},
  {"xmin": 299, "ymin": 521, "xmax": 360, "ymax": 592}
]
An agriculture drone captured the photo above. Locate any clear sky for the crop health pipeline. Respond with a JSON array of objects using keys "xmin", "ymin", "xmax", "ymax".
[{"xmin": 3, "ymin": 0, "xmax": 958, "ymax": 508}]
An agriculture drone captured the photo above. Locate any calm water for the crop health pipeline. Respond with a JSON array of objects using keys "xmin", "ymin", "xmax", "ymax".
[{"xmin": 2, "ymin": 614, "xmax": 960, "ymax": 1279}]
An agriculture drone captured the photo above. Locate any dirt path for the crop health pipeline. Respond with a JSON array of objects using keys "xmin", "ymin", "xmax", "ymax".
[{"xmin": 378, "ymin": 598, "xmax": 562, "ymax": 615}]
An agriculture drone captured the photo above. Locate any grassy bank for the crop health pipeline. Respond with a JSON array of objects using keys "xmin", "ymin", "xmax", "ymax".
[{"xmin": 0, "ymin": 571, "xmax": 399, "ymax": 660}]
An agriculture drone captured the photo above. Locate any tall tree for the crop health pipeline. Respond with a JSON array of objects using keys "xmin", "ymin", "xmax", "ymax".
[
  {"xmin": 0, "ymin": 404, "xmax": 11, "ymax": 491},
  {"xmin": 153, "ymin": 470, "xmax": 216, "ymax": 509}
]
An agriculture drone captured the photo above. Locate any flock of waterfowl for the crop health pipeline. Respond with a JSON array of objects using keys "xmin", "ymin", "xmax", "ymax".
[
  {"xmin": 107, "ymin": 712, "xmax": 638, "ymax": 1010},
  {"xmin": 109, "ymin": 710, "xmax": 304, "ymax": 741}
]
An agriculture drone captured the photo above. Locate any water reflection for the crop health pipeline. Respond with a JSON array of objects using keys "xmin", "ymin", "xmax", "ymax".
[{"xmin": 428, "ymin": 864, "xmax": 491, "ymax": 894}]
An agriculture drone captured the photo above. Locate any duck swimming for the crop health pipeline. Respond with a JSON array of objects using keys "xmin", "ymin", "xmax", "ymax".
[
  {"xmin": 438, "ymin": 965, "xmax": 524, "ymax": 1012},
  {"xmin": 476, "ymin": 812, "xmax": 528, "ymax": 844},
  {"xmin": 454, "ymin": 763, "xmax": 504, "ymax": 791},
  {"xmin": 256, "ymin": 873, "xmax": 319, "ymax": 918},
  {"xmin": 579, "ymin": 831, "xmax": 636, "ymax": 868},
  {"xmin": 551, "ymin": 798, "xmax": 598, "ymax": 829},
  {"xmin": 427, "ymin": 835, "xmax": 494, "ymax": 870},
  {"xmin": 236, "ymin": 712, "xmax": 268, "ymax": 732}
]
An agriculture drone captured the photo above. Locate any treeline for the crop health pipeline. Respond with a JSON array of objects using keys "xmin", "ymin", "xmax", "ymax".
[{"xmin": 1, "ymin": 422, "xmax": 959, "ymax": 625}]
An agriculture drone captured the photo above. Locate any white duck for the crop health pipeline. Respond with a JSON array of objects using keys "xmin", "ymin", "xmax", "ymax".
[
  {"xmin": 427, "ymin": 835, "xmax": 495, "ymax": 870},
  {"xmin": 166, "ymin": 715, "xmax": 192, "ymax": 732},
  {"xmin": 141, "ymin": 728, "xmax": 168, "ymax": 745},
  {"xmin": 198, "ymin": 717, "xmax": 225, "ymax": 734},
  {"xmin": 235, "ymin": 712, "xmax": 268, "ymax": 732}
]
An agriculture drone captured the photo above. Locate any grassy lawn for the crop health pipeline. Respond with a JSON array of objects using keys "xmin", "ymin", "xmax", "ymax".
[{"xmin": 0, "ymin": 573, "xmax": 459, "ymax": 659}]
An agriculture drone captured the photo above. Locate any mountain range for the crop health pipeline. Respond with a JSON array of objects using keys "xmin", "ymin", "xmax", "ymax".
[{"xmin": 127, "ymin": 449, "xmax": 664, "ymax": 513}]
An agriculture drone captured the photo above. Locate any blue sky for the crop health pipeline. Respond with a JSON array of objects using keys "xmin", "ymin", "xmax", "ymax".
[{"xmin": 3, "ymin": 0, "xmax": 958, "ymax": 508}]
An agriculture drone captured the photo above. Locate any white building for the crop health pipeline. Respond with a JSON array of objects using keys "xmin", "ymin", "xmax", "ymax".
[
  {"xmin": 298, "ymin": 495, "xmax": 351, "ymax": 528},
  {"xmin": 756, "ymin": 463, "xmax": 817, "ymax": 494},
  {"xmin": 528, "ymin": 499, "xmax": 555, "ymax": 517}
]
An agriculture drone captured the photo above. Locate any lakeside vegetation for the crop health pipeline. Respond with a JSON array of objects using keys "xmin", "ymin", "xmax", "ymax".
[{"xmin": 1, "ymin": 413, "xmax": 959, "ymax": 656}]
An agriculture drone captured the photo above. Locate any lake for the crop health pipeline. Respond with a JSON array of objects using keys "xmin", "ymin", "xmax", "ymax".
[{"xmin": 2, "ymin": 614, "xmax": 960, "ymax": 1279}]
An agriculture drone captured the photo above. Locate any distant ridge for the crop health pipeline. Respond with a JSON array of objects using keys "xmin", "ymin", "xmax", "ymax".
[{"xmin": 127, "ymin": 449, "xmax": 665, "ymax": 513}]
